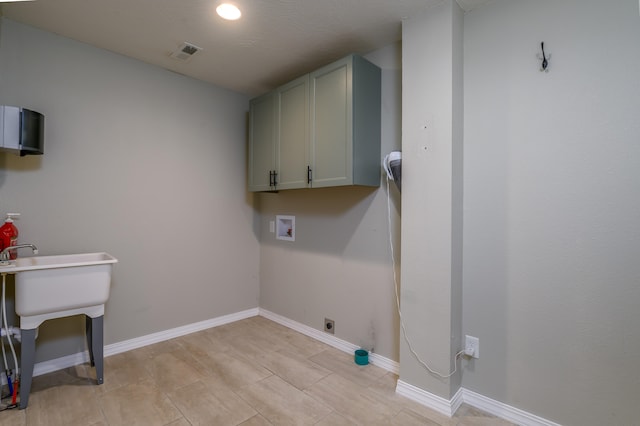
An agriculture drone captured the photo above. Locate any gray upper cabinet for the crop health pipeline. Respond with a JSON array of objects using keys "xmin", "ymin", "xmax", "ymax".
[
  {"xmin": 248, "ymin": 92, "xmax": 276, "ymax": 192},
  {"xmin": 309, "ymin": 55, "xmax": 381, "ymax": 188},
  {"xmin": 248, "ymin": 54, "xmax": 380, "ymax": 192},
  {"xmin": 277, "ymin": 75, "xmax": 310, "ymax": 190}
]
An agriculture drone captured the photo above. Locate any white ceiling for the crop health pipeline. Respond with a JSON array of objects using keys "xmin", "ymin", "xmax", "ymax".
[{"xmin": 0, "ymin": 0, "xmax": 492, "ymax": 96}]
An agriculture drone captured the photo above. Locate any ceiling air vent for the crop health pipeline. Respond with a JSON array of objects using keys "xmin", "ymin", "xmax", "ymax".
[{"xmin": 170, "ymin": 42, "xmax": 203, "ymax": 61}]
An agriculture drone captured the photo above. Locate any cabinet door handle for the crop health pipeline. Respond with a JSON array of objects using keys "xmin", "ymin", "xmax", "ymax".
[
  {"xmin": 307, "ymin": 166, "xmax": 312, "ymax": 184},
  {"xmin": 273, "ymin": 171, "xmax": 278, "ymax": 187},
  {"xmin": 269, "ymin": 170, "xmax": 273, "ymax": 187}
]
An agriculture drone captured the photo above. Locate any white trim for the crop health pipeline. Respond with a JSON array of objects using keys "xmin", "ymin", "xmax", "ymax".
[
  {"xmin": 462, "ymin": 388, "xmax": 562, "ymax": 426},
  {"xmin": 259, "ymin": 308, "xmax": 355, "ymax": 352},
  {"xmin": 396, "ymin": 379, "xmax": 457, "ymax": 417},
  {"xmin": 259, "ymin": 308, "xmax": 400, "ymax": 374},
  {"xmin": 34, "ymin": 351, "xmax": 88, "ymax": 377},
  {"xmin": 31, "ymin": 308, "xmax": 259, "ymax": 378},
  {"xmin": 104, "ymin": 308, "xmax": 259, "ymax": 357},
  {"xmin": 450, "ymin": 386, "xmax": 465, "ymax": 415},
  {"xmin": 395, "ymin": 380, "xmax": 562, "ymax": 426},
  {"xmin": 368, "ymin": 351, "xmax": 399, "ymax": 373}
]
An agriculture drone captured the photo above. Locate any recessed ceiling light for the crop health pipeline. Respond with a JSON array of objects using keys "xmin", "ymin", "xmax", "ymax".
[{"xmin": 216, "ymin": 3, "xmax": 241, "ymax": 21}]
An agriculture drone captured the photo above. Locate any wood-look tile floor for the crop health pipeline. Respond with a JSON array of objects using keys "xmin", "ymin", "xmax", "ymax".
[{"xmin": 0, "ymin": 316, "xmax": 514, "ymax": 425}]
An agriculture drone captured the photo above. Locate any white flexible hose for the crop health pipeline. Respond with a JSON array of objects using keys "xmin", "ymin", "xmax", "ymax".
[
  {"xmin": 385, "ymin": 176, "xmax": 464, "ymax": 379},
  {"xmin": 0, "ymin": 280, "xmax": 8, "ymax": 372},
  {"xmin": 1, "ymin": 274, "xmax": 18, "ymax": 377}
]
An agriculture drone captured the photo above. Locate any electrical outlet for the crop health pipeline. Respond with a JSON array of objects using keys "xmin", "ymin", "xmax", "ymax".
[
  {"xmin": 465, "ymin": 335, "xmax": 479, "ymax": 359},
  {"xmin": 324, "ymin": 318, "xmax": 335, "ymax": 334}
]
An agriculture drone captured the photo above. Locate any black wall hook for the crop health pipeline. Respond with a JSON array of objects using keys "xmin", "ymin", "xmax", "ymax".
[{"xmin": 538, "ymin": 42, "xmax": 550, "ymax": 72}]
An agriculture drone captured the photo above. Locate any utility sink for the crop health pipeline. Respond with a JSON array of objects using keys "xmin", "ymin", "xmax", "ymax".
[
  {"xmin": 0, "ymin": 252, "xmax": 118, "ymax": 410},
  {"xmin": 0, "ymin": 252, "xmax": 118, "ymax": 329}
]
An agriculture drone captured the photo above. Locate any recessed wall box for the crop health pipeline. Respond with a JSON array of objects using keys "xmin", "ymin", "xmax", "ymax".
[
  {"xmin": 0, "ymin": 106, "xmax": 44, "ymax": 156},
  {"xmin": 276, "ymin": 215, "xmax": 295, "ymax": 241}
]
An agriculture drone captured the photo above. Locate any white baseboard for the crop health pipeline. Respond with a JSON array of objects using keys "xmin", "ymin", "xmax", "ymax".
[
  {"xmin": 258, "ymin": 308, "xmax": 400, "ymax": 374},
  {"xmin": 396, "ymin": 379, "xmax": 561, "ymax": 426},
  {"xmin": 32, "ymin": 307, "xmax": 259, "ymax": 378},
  {"xmin": 26, "ymin": 307, "xmax": 559, "ymax": 426},
  {"xmin": 462, "ymin": 388, "xmax": 562, "ymax": 426},
  {"xmin": 103, "ymin": 308, "xmax": 259, "ymax": 357},
  {"xmin": 396, "ymin": 379, "xmax": 460, "ymax": 417},
  {"xmin": 33, "ymin": 351, "xmax": 88, "ymax": 378},
  {"xmin": 451, "ymin": 386, "xmax": 465, "ymax": 416}
]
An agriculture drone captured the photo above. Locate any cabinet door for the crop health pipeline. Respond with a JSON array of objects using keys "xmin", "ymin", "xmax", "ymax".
[
  {"xmin": 309, "ymin": 56, "xmax": 353, "ymax": 188},
  {"xmin": 248, "ymin": 93, "xmax": 276, "ymax": 192},
  {"xmin": 276, "ymin": 75, "xmax": 309, "ymax": 190}
]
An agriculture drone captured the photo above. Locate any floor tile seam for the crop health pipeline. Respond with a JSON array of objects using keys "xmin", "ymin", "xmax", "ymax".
[
  {"xmin": 141, "ymin": 372, "xmax": 200, "ymax": 395},
  {"xmin": 304, "ymin": 371, "xmax": 405, "ymax": 419},
  {"xmin": 249, "ymin": 413, "xmax": 275, "ymax": 426},
  {"xmin": 240, "ymin": 375, "xmax": 334, "ymax": 424},
  {"xmin": 395, "ymin": 399, "xmax": 454, "ymax": 425},
  {"xmin": 162, "ymin": 390, "xmax": 198, "ymax": 426},
  {"xmin": 361, "ymin": 388, "xmax": 406, "ymax": 418},
  {"xmin": 198, "ymin": 381, "xmax": 264, "ymax": 424},
  {"xmin": 165, "ymin": 345, "xmax": 219, "ymax": 374},
  {"xmin": 394, "ymin": 407, "xmax": 447, "ymax": 426},
  {"xmin": 220, "ymin": 341, "xmax": 276, "ymax": 362},
  {"xmin": 252, "ymin": 337, "xmax": 314, "ymax": 356},
  {"xmin": 95, "ymin": 380, "xmax": 176, "ymax": 414},
  {"xmin": 312, "ymin": 409, "xmax": 344, "ymax": 425},
  {"xmin": 301, "ymin": 392, "xmax": 393, "ymax": 426},
  {"xmin": 307, "ymin": 363, "xmax": 379, "ymax": 390},
  {"xmin": 231, "ymin": 383, "xmax": 276, "ymax": 424},
  {"xmin": 226, "ymin": 344, "xmax": 284, "ymax": 363},
  {"xmin": 216, "ymin": 342, "xmax": 260, "ymax": 358},
  {"xmin": 274, "ymin": 340, "xmax": 332, "ymax": 358},
  {"xmin": 363, "ymin": 380, "xmax": 410, "ymax": 410},
  {"xmin": 295, "ymin": 387, "xmax": 336, "ymax": 419},
  {"xmin": 300, "ymin": 375, "xmax": 350, "ymax": 412},
  {"xmin": 177, "ymin": 353, "xmax": 224, "ymax": 383},
  {"xmin": 251, "ymin": 362, "xmax": 282, "ymax": 385},
  {"xmin": 159, "ymin": 391, "xmax": 185, "ymax": 426},
  {"xmin": 268, "ymin": 367, "xmax": 328, "ymax": 393},
  {"xmin": 302, "ymin": 397, "xmax": 356, "ymax": 425},
  {"xmin": 96, "ymin": 401, "xmax": 111, "ymax": 426},
  {"xmin": 212, "ymin": 349, "xmax": 276, "ymax": 383},
  {"xmin": 254, "ymin": 350, "xmax": 334, "ymax": 383},
  {"xmin": 306, "ymin": 348, "xmax": 346, "ymax": 372},
  {"xmin": 350, "ymin": 382, "xmax": 407, "ymax": 418},
  {"xmin": 25, "ymin": 386, "xmax": 103, "ymax": 423},
  {"xmin": 293, "ymin": 350, "xmax": 336, "ymax": 374},
  {"xmin": 14, "ymin": 389, "xmax": 177, "ymax": 426},
  {"xmin": 99, "ymin": 375, "xmax": 155, "ymax": 397},
  {"xmin": 299, "ymin": 365, "xmax": 335, "ymax": 391},
  {"xmin": 299, "ymin": 348, "xmax": 333, "ymax": 360},
  {"xmin": 226, "ymin": 333, "xmax": 327, "ymax": 384},
  {"xmin": 189, "ymin": 363, "xmax": 221, "ymax": 382}
]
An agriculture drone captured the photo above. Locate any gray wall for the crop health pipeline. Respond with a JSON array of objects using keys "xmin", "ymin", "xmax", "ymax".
[
  {"xmin": 257, "ymin": 43, "xmax": 402, "ymax": 360},
  {"xmin": 463, "ymin": 0, "xmax": 640, "ymax": 424},
  {"xmin": 0, "ymin": 18, "xmax": 260, "ymax": 362}
]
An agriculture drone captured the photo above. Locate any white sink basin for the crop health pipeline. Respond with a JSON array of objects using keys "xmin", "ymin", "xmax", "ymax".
[
  {"xmin": 0, "ymin": 252, "xmax": 116, "ymax": 272},
  {"xmin": 0, "ymin": 252, "xmax": 117, "ymax": 328}
]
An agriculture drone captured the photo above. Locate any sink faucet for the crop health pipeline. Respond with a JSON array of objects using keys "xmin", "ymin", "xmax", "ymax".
[{"xmin": 0, "ymin": 244, "xmax": 38, "ymax": 261}]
